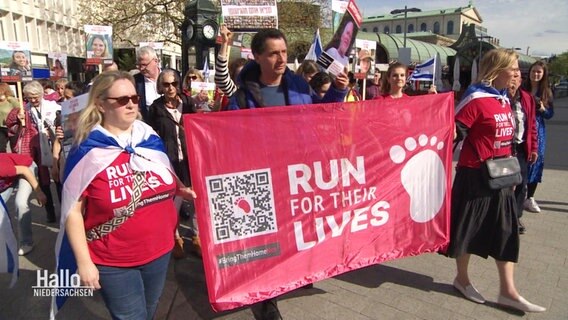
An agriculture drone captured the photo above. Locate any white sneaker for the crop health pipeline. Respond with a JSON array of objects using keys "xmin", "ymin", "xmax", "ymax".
[
  {"xmin": 524, "ymin": 197, "xmax": 541, "ymax": 213},
  {"xmin": 18, "ymin": 244, "xmax": 34, "ymax": 256}
]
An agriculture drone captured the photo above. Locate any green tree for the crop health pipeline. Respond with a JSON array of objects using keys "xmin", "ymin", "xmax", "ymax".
[
  {"xmin": 78, "ymin": 0, "xmax": 186, "ymax": 46},
  {"xmin": 77, "ymin": 0, "xmax": 330, "ymax": 59},
  {"xmin": 548, "ymin": 51, "xmax": 568, "ymax": 81}
]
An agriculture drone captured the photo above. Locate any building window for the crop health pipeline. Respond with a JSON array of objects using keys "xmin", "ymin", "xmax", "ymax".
[
  {"xmin": 433, "ymin": 21, "xmax": 440, "ymax": 34},
  {"xmin": 373, "ymin": 26, "xmax": 378, "ymax": 32},
  {"xmin": 384, "ymin": 26, "xmax": 390, "ymax": 34},
  {"xmin": 408, "ymin": 24, "xmax": 414, "ymax": 33},
  {"xmin": 395, "ymin": 25, "xmax": 401, "ymax": 33},
  {"xmin": 420, "ymin": 23, "xmax": 427, "ymax": 31},
  {"xmin": 447, "ymin": 21, "xmax": 454, "ymax": 35},
  {"xmin": 13, "ymin": 22, "xmax": 18, "ymax": 41}
]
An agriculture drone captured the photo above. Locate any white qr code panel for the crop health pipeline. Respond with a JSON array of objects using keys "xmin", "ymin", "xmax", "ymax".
[{"xmin": 206, "ymin": 169, "xmax": 278, "ymax": 244}]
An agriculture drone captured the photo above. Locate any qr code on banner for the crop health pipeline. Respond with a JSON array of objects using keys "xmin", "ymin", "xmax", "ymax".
[{"xmin": 206, "ymin": 169, "xmax": 277, "ymax": 244}]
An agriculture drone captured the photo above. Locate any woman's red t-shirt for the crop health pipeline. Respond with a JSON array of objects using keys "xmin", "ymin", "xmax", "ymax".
[
  {"xmin": 456, "ymin": 97, "xmax": 514, "ymax": 168},
  {"xmin": 82, "ymin": 152, "xmax": 177, "ymax": 267}
]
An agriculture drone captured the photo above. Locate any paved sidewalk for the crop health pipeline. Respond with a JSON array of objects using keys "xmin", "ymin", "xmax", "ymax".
[{"xmin": 1, "ymin": 98, "xmax": 567, "ymax": 320}]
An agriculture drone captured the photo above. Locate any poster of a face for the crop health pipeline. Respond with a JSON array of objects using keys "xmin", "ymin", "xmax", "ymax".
[
  {"xmin": 85, "ymin": 25, "xmax": 113, "ymax": 65},
  {"xmin": 0, "ymin": 41, "xmax": 32, "ymax": 82},
  {"xmin": 355, "ymin": 39, "xmax": 377, "ymax": 77},
  {"xmin": 317, "ymin": 0, "xmax": 361, "ymax": 75},
  {"xmin": 190, "ymin": 81, "xmax": 216, "ymax": 113},
  {"xmin": 48, "ymin": 52, "xmax": 68, "ymax": 80}
]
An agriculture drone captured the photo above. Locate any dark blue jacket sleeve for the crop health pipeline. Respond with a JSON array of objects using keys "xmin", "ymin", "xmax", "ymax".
[{"xmin": 319, "ymin": 85, "xmax": 348, "ymax": 103}]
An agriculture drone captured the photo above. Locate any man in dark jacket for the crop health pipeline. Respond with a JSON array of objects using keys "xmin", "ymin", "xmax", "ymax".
[
  {"xmin": 228, "ymin": 28, "xmax": 348, "ymax": 110},
  {"xmin": 508, "ymin": 75, "xmax": 538, "ymax": 234},
  {"xmin": 134, "ymin": 46, "xmax": 161, "ymax": 121},
  {"xmin": 225, "ymin": 28, "xmax": 348, "ymax": 320}
]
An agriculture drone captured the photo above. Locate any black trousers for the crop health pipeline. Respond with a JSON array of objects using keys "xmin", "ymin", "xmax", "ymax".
[{"xmin": 514, "ymin": 144, "xmax": 528, "ymax": 219}]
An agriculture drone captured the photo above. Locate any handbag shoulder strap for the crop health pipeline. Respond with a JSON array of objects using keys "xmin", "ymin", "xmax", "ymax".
[{"xmin": 85, "ymin": 170, "xmax": 146, "ymax": 242}]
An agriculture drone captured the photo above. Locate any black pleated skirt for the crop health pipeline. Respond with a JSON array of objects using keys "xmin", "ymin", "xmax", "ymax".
[{"xmin": 446, "ymin": 167, "xmax": 520, "ymax": 262}]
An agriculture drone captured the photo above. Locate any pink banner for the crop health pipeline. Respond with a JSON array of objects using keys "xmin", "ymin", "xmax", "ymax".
[{"xmin": 184, "ymin": 93, "xmax": 455, "ymax": 311}]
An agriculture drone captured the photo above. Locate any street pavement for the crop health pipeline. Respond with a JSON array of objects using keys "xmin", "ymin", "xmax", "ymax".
[{"xmin": 1, "ymin": 97, "xmax": 567, "ymax": 320}]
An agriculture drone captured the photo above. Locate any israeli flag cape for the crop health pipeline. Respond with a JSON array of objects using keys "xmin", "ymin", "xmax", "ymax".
[
  {"xmin": 50, "ymin": 120, "xmax": 173, "ymax": 319},
  {"xmin": 455, "ymin": 82, "xmax": 510, "ymax": 115},
  {"xmin": 0, "ymin": 196, "xmax": 18, "ymax": 288}
]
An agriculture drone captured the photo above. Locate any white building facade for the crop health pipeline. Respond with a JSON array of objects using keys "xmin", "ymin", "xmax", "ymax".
[
  {"xmin": 1, "ymin": 0, "xmax": 182, "ymax": 77},
  {"xmin": 0, "ymin": 0, "xmax": 84, "ymax": 66}
]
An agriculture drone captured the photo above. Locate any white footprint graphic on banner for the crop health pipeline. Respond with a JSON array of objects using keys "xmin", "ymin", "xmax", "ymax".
[{"xmin": 389, "ymin": 134, "xmax": 446, "ymax": 223}]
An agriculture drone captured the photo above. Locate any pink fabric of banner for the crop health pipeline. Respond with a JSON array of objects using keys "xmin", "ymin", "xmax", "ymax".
[{"xmin": 184, "ymin": 92, "xmax": 455, "ymax": 311}]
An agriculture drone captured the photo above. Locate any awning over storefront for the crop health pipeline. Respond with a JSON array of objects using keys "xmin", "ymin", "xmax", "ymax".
[{"xmin": 357, "ymin": 31, "xmax": 456, "ymax": 67}]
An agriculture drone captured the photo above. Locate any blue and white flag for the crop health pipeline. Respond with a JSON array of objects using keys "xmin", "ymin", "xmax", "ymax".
[
  {"xmin": 0, "ymin": 196, "xmax": 18, "ymax": 288},
  {"xmin": 455, "ymin": 82, "xmax": 510, "ymax": 114},
  {"xmin": 50, "ymin": 120, "xmax": 173, "ymax": 319},
  {"xmin": 305, "ymin": 29, "xmax": 323, "ymax": 61},
  {"xmin": 203, "ymin": 56, "xmax": 210, "ymax": 82},
  {"xmin": 408, "ymin": 56, "xmax": 436, "ymax": 82}
]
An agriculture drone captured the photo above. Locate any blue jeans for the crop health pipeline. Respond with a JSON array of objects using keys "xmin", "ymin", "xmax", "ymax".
[{"xmin": 97, "ymin": 252, "xmax": 171, "ymax": 320}]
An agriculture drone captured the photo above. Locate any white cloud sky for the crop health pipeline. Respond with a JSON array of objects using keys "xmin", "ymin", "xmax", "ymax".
[{"xmin": 356, "ymin": 0, "xmax": 568, "ymax": 56}]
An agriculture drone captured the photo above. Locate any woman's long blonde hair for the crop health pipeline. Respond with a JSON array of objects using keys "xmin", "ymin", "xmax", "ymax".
[
  {"xmin": 477, "ymin": 49, "xmax": 518, "ymax": 84},
  {"xmin": 74, "ymin": 71, "xmax": 135, "ymax": 145}
]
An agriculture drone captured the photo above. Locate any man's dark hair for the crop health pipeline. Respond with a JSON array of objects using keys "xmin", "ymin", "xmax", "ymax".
[{"xmin": 251, "ymin": 28, "xmax": 287, "ymax": 56}]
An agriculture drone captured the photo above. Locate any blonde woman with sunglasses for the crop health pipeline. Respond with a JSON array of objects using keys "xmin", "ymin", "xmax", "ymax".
[{"xmin": 53, "ymin": 71, "xmax": 196, "ymax": 319}]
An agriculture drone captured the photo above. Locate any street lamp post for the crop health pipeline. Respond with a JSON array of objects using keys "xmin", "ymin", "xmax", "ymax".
[
  {"xmin": 476, "ymin": 35, "xmax": 492, "ymax": 61},
  {"xmin": 390, "ymin": 6, "xmax": 421, "ymax": 48}
]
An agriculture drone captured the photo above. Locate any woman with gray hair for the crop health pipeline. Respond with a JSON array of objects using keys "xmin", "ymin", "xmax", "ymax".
[
  {"xmin": 5, "ymin": 81, "xmax": 61, "ymax": 254},
  {"xmin": 148, "ymin": 68, "xmax": 198, "ymax": 258}
]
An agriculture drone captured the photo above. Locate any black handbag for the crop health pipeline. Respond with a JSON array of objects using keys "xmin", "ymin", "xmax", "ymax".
[
  {"xmin": 466, "ymin": 138, "xmax": 522, "ymax": 190},
  {"xmin": 481, "ymin": 157, "xmax": 522, "ymax": 190}
]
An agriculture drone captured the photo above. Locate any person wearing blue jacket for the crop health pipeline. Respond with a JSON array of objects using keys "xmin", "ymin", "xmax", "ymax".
[
  {"xmin": 227, "ymin": 28, "xmax": 348, "ymax": 110},
  {"xmin": 225, "ymin": 28, "xmax": 347, "ymax": 320}
]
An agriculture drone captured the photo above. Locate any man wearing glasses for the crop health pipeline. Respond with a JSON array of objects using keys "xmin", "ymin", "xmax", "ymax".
[{"xmin": 134, "ymin": 46, "xmax": 161, "ymax": 121}]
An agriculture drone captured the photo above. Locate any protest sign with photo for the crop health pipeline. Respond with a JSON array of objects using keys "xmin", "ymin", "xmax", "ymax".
[
  {"xmin": 220, "ymin": 0, "xmax": 278, "ymax": 31},
  {"xmin": 60, "ymin": 93, "xmax": 89, "ymax": 157},
  {"xmin": 354, "ymin": 39, "xmax": 377, "ymax": 79},
  {"xmin": 48, "ymin": 52, "xmax": 68, "ymax": 80},
  {"xmin": 0, "ymin": 41, "xmax": 32, "ymax": 82},
  {"xmin": 191, "ymin": 81, "xmax": 216, "ymax": 113},
  {"xmin": 184, "ymin": 93, "xmax": 454, "ymax": 311},
  {"xmin": 317, "ymin": 0, "xmax": 362, "ymax": 76},
  {"xmin": 85, "ymin": 25, "xmax": 113, "ymax": 65}
]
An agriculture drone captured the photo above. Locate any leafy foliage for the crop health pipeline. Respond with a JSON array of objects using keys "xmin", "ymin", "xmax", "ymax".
[
  {"xmin": 548, "ymin": 51, "xmax": 568, "ymax": 80},
  {"xmin": 77, "ymin": 0, "xmax": 329, "ymax": 60},
  {"xmin": 78, "ymin": 0, "xmax": 186, "ymax": 46}
]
